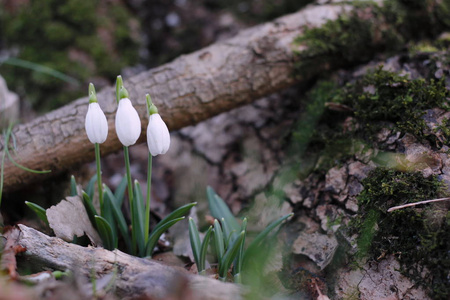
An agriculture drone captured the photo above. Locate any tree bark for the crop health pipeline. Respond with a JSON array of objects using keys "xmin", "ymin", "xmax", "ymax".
[
  {"xmin": 3, "ymin": 224, "xmax": 244, "ymax": 300},
  {"xmin": 0, "ymin": 3, "xmax": 352, "ymax": 192}
]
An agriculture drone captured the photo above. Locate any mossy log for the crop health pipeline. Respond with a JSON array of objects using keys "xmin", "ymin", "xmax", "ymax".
[
  {"xmin": 3, "ymin": 224, "xmax": 244, "ymax": 300},
  {"xmin": 0, "ymin": 3, "xmax": 354, "ymax": 192}
]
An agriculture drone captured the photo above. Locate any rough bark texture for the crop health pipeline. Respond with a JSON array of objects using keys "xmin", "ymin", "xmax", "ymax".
[
  {"xmin": 0, "ymin": 3, "xmax": 352, "ymax": 192},
  {"xmin": 4, "ymin": 224, "xmax": 243, "ymax": 300}
]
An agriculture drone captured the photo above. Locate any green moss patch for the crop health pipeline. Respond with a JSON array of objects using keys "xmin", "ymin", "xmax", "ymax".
[
  {"xmin": 335, "ymin": 67, "xmax": 450, "ymax": 144},
  {"xmin": 0, "ymin": 0, "xmax": 140, "ymax": 111},
  {"xmin": 293, "ymin": 0, "xmax": 450, "ymax": 77},
  {"xmin": 294, "ymin": 12, "xmax": 395, "ymax": 76},
  {"xmin": 351, "ymin": 168, "xmax": 449, "ymax": 299}
]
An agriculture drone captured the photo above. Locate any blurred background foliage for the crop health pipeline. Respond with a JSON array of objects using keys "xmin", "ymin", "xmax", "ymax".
[
  {"xmin": 0, "ymin": 0, "xmax": 312, "ymax": 112},
  {"xmin": 0, "ymin": 0, "xmax": 140, "ymax": 111}
]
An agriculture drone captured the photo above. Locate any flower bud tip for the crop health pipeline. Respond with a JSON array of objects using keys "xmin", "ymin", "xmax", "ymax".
[
  {"xmin": 115, "ymin": 75, "xmax": 124, "ymax": 103},
  {"xmin": 146, "ymin": 94, "xmax": 158, "ymax": 115},
  {"xmin": 119, "ymin": 87, "xmax": 129, "ymax": 100},
  {"xmin": 88, "ymin": 83, "xmax": 97, "ymax": 103}
]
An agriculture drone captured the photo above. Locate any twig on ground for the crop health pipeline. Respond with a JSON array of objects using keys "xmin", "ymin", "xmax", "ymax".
[{"xmin": 387, "ymin": 197, "xmax": 450, "ymax": 212}]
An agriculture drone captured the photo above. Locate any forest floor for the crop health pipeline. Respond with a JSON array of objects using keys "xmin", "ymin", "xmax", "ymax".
[{"xmin": 1, "ymin": 1, "xmax": 450, "ymax": 300}]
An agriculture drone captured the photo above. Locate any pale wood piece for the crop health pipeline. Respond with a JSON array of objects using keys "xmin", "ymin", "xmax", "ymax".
[{"xmin": 6, "ymin": 224, "xmax": 244, "ymax": 300}]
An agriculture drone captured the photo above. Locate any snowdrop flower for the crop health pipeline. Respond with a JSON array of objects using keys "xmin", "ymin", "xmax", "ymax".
[
  {"xmin": 146, "ymin": 94, "xmax": 170, "ymax": 156},
  {"xmin": 115, "ymin": 88, "xmax": 141, "ymax": 146},
  {"xmin": 147, "ymin": 114, "xmax": 170, "ymax": 156},
  {"xmin": 85, "ymin": 83, "xmax": 108, "ymax": 144}
]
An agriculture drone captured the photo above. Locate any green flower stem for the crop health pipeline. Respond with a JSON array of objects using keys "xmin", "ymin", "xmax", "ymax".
[
  {"xmin": 234, "ymin": 273, "xmax": 242, "ymax": 284},
  {"xmin": 123, "ymin": 146, "xmax": 136, "ymax": 254},
  {"xmin": 116, "ymin": 76, "xmax": 123, "ymax": 104},
  {"xmin": 145, "ymin": 153, "xmax": 152, "ymax": 245},
  {"xmin": 95, "ymin": 143, "xmax": 103, "ymax": 211}
]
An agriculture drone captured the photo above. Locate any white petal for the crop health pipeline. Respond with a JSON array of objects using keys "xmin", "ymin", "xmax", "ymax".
[
  {"xmin": 115, "ymin": 98, "xmax": 142, "ymax": 146},
  {"xmin": 85, "ymin": 102, "xmax": 108, "ymax": 144},
  {"xmin": 147, "ymin": 114, "xmax": 170, "ymax": 156}
]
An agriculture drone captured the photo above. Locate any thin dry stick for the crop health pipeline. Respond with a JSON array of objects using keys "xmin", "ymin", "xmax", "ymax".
[{"xmin": 387, "ymin": 197, "xmax": 450, "ymax": 212}]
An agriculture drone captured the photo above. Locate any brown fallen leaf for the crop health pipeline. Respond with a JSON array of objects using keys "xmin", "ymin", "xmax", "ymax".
[
  {"xmin": 0, "ymin": 227, "xmax": 26, "ymax": 280},
  {"xmin": 46, "ymin": 196, "xmax": 102, "ymax": 246}
]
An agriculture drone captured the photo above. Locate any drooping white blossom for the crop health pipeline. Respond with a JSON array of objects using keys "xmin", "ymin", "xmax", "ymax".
[
  {"xmin": 147, "ymin": 113, "xmax": 170, "ymax": 156},
  {"xmin": 115, "ymin": 98, "xmax": 141, "ymax": 146},
  {"xmin": 85, "ymin": 102, "xmax": 108, "ymax": 144}
]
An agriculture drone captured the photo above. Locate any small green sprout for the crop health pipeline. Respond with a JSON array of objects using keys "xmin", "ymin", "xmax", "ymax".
[
  {"xmin": 189, "ymin": 187, "xmax": 292, "ymax": 282},
  {"xmin": 189, "ymin": 218, "xmax": 212, "ymax": 275}
]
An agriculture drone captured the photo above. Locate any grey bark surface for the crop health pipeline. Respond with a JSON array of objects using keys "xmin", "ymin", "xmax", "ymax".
[
  {"xmin": 5, "ymin": 224, "xmax": 243, "ymax": 300},
  {"xmin": 0, "ymin": 3, "xmax": 351, "ymax": 192}
]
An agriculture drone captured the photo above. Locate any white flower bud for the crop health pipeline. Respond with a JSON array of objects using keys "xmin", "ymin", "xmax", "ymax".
[
  {"xmin": 115, "ymin": 98, "xmax": 141, "ymax": 146},
  {"xmin": 147, "ymin": 114, "xmax": 170, "ymax": 156},
  {"xmin": 85, "ymin": 102, "xmax": 108, "ymax": 144}
]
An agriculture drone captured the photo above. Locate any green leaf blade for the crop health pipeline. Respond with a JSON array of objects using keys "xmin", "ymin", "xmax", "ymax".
[
  {"xmin": 70, "ymin": 175, "xmax": 78, "ymax": 196},
  {"xmin": 25, "ymin": 201, "xmax": 49, "ymax": 226},
  {"xmin": 188, "ymin": 218, "xmax": 201, "ymax": 267},
  {"xmin": 95, "ymin": 215, "xmax": 114, "ymax": 250},
  {"xmin": 207, "ymin": 186, "xmax": 240, "ymax": 233},
  {"xmin": 244, "ymin": 213, "xmax": 292, "ymax": 263},
  {"xmin": 213, "ymin": 219, "xmax": 225, "ymax": 262},
  {"xmin": 86, "ymin": 174, "xmax": 98, "ymax": 200},
  {"xmin": 82, "ymin": 192, "xmax": 98, "ymax": 229},
  {"xmin": 146, "ymin": 217, "xmax": 185, "ymax": 257},
  {"xmin": 103, "ymin": 186, "xmax": 132, "ymax": 251},
  {"xmin": 114, "ymin": 176, "xmax": 127, "ymax": 207},
  {"xmin": 153, "ymin": 202, "xmax": 196, "ymax": 233},
  {"xmin": 199, "ymin": 226, "xmax": 213, "ymax": 274},
  {"xmin": 101, "ymin": 193, "xmax": 117, "ymax": 248},
  {"xmin": 103, "ymin": 185, "xmax": 131, "ymax": 252},
  {"xmin": 233, "ymin": 218, "xmax": 247, "ymax": 278},
  {"xmin": 219, "ymin": 231, "xmax": 245, "ymax": 280}
]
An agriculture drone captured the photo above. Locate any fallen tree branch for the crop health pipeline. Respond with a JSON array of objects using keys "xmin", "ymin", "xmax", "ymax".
[
  {"xmin": 0, "ymin": 3, "xmax": 352, "ymax": 192},
  {"xmin": 4, "ymin": 224, "xmax": 244, "ymax": 300}
]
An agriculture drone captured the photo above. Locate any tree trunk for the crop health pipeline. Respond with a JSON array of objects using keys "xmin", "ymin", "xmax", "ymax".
[
  {"xmin": 3, "ymin": 224, "xmax": 244, "ymax": 300},
  {"xmin": 0, "ymin": 3, "xmax": 353, "ymax": 192}
]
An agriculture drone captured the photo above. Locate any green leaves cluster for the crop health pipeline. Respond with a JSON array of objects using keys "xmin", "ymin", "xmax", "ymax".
[
  {"xmin": 27, "ymin": 174, "xmax": 195, "ymax": 258},
  {"xmin": 189, "ymin": 187, "xmax": 292, "ymax": 282}
]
